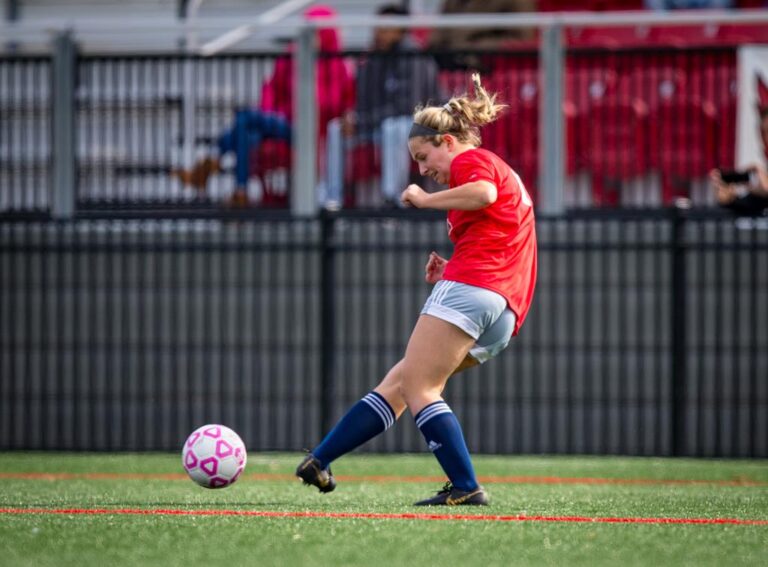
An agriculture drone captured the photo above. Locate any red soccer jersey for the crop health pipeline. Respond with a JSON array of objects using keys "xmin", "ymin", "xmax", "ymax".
[{"xmin": 442, "ymin": 147, "xmax": 537, "ymax": 335}]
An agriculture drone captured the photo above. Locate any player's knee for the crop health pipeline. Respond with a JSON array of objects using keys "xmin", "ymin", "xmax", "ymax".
[
  {"xmin": 396, "ymin": 369, "xmax": 418, "ymax": 405},
  {"xmin": 398, "ymin": 373, "xmax": 442, "ymax": 409},
  {"xmin": 375, "ymin": 377, "xmax": 402, "ymax": 405}
]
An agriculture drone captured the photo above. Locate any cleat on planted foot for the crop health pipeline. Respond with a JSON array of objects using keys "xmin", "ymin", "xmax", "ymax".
[{"xmin": 414, "ymin": 482, "xmax": 488, "ymax": 506}]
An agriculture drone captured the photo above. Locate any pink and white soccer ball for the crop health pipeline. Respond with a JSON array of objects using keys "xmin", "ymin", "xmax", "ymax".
[{"xmin": 182, "ymin": 424, "xmax": 247, "ymax": 488}]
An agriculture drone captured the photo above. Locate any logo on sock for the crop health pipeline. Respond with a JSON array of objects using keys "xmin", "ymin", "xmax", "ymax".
[{"xmin": 427, "ymin": 440, "xmax": 442, "ymax": 452}]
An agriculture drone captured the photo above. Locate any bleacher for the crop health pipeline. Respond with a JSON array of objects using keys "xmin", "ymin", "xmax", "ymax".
[
  {"xmin": 1, "ymin": 3, "xmax": 767, "ymax": 212},
  {"xmin": 379, "ymin": 31, "xmax": 749, "ymax": 208},
  {"xmin": 7, "ymin": 0, "xmax": 383, "ymax": 52}
]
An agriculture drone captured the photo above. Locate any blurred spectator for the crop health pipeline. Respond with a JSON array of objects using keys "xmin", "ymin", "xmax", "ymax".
[
  {"xmin": 710, "ymin": 95, "xmax": 768, "ymax": 216},
  {"xmin": 325, "ymin": 4, "xmax": 441, "ymax": 208},
  {"xmin": 427, "ymin": 0, "xmax": 536, "ymax": 71},
  {"xmin": 174, "ymin": 5, "xmax": 354, "ymax": 207},
  {"xmin": 710, "ymin": 166, "xmax": 768, "ymax": 215}
]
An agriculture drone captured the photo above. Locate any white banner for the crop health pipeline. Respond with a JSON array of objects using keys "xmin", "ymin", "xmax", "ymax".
[{"xmin": 736, "ymin": 46, "xmax": 768, "ymax": 169}]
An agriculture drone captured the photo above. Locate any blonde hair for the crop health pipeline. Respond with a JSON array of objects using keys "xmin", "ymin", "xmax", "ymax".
[{"xmin": 413, "ymin": 73, "xmax": 506, "ymax": 146}]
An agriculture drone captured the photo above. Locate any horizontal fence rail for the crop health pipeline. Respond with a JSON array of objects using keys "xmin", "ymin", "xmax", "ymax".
[{"xmin": 1, "ymin": 211, "xmax": 766, "ymax": 456}]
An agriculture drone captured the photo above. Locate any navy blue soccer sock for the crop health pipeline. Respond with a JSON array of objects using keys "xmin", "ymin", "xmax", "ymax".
[
  {"xmin": 415, "ymin": 400, "xmax": 479, "ymax": 492},
  {"xmin": 312, "ymin": 392, "xmax": 396, "ymax": 469}
]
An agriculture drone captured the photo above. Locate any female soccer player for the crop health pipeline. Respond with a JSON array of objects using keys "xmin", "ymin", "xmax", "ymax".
[{"xmin": 296, "ymin": 74, "xmax": 537, "ymax": 506}]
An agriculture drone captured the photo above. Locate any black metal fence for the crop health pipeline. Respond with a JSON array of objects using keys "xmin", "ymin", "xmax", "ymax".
[
  {"xmin": 2, "ymin": 210, "xmax": 766, "ymax": 457},
  {"xmin": 0, "ymin": 45, "xmax": 743, "ymax": 214}
]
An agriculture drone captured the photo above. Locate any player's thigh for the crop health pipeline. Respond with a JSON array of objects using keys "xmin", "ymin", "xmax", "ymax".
[
  {"xmin": 400, "ymin": 314, "xmax": 476, "ymax": 393},
  {"xmin": 446, "ymin": 309, "xmax": 515, "ymax": 377}
]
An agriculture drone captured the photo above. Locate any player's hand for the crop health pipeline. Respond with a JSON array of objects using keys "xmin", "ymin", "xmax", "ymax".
[
  {"xmin": 424, "ymin": 251, "xmax": 447, "ymax": 284},
  {"xmin": 401, "ymin": 184, "xmax": 429, "ymax": 208}
]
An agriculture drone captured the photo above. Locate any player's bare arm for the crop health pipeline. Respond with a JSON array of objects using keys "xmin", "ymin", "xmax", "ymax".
[{"xmin": 401, "ymin": 180, "xmax": 497, "ymax": 210}]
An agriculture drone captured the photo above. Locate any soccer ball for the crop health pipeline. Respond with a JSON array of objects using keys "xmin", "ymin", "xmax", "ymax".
[{"xmin": 182, "ymin": 424, "xmax": 247, "ymax": 488}]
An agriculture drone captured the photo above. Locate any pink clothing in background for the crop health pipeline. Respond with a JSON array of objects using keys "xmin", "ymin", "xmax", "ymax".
[{"xmin": 259, "ymin": 5, "xmax": 355, "ymax": 137}]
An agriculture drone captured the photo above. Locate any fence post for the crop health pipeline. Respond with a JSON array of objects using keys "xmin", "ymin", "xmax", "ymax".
[
  {"xmin": 539, "ymin": 22, "xmax": 565, "ymax": 215},
  {"xmin": 670, "ymin": 205, "xmax": 688, "ymax": 456},
  {"xmin": 292, "ymin": 25, "xmax": 317, "ymax": 217},
  {"xmin": 51, "ymin": 31, "xmax": 76, "ymax": 219},
  {"xmin": 319, "ymin": 211, "xmax": 337, "ymax": 434}
]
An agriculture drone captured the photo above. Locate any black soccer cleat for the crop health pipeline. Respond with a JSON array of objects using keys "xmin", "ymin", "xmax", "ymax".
[
  {"xmin": 414, "ymin": 482, "xmax": 489, "ymax": 506},
  {"xmin": 295, "ymin": 453, "xmax": 336, "ymax": 493}
]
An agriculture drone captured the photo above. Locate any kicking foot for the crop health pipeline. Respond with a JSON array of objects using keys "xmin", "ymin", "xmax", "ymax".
[{"xmin": 295, "ymin": 453, "xmax": 336, "ymax": 493}]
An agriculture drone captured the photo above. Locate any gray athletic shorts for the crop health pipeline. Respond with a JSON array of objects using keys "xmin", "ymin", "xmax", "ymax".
[{"xmin": 421, "ymin": 280, "xmax": 517, "ymax": 363}]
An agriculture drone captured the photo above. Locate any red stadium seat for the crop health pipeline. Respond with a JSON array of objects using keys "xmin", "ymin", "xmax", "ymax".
[
  {"xmin": 567, "ymin": 22, "xmax": 768, "ymax": 49},
  {"xmin": 250, "ymin": 139, "xmax": 291, "ymax": 207},
  {"xmin": 566, "ymin": 63, "xmax": 620, "ymax": 111},
  {"xmin": 483, "ymin": 82, "xmax": 580, "ymax": 205},
  {"xmin": 482, "ymin": 67, "xmax": 539, "ymax": 197},
  {"xmin": 580, "ymin": 99, "xmax": 650, "ymax": 206},
  {"xmin": 343, "ymin": 142, "xmax": 381, "ymax": 208},
  {"xmin": 651, "ymin": 99, "xmax": 718, "ymax": 204},
  {"xmin": 645, "ymin": 24, "xmax": 721, "ymax": 48},
  {"xmin": 621, "ymin": 65, "xmax": 687, "ymax": 111},
  {"xmin": 566, "ymin": 25, "xmax": 652, "ymax": 48},
  {"xmin": 715, "ymin": 23, "xmax": 768, "ymax": 45},
  {"xmin": 484, "ymin": 98, "xmax": 541, "ymax": 199},
  {"xmin": 692, "ymin": 55, "xmax": 738, "ymax": 168}
]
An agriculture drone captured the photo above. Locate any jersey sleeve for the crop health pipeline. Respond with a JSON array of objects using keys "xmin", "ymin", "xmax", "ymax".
[{"xmin": 450, "ymin": 151, "xmax": 496, "ymax": 187}]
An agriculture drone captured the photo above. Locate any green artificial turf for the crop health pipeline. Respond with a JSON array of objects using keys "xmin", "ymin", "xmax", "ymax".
[{"xmin": 0, "ymin": 452, "xmax": 766, "ymax": 567}]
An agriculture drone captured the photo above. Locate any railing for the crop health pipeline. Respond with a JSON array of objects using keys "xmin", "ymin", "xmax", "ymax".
[
  {"xmin": 1, "ymin": 210, "xmax": 766, "ymax": 456},
  {"xmin": 0, "ymin": 44, "xmax": 753, "ymax": 214}
]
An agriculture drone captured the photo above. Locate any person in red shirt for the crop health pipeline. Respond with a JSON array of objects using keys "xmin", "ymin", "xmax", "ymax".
[
  {"xmin": 296, "ymin": 74, "xmax": 537, "ymax": 506},
  {"xmin": 173, "ymin": 5, "xmax": 354, "ymax": 207}
]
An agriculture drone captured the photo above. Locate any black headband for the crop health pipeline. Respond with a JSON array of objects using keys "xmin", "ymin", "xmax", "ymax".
[{"xmin": 408, "ymin": 122, "xmax": 442, "ymax": 139}]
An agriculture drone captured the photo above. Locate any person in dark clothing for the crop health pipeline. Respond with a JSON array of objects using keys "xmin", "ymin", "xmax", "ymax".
[
  {"xmin": 710, "ymin": 85, "xmax": 768, "ymax": 216},
  {"xmin": 427, "ymin": 0, "xmax": 536, "ymax": 71},
  {"xmin": 324, "ymin": 5, "xmax": 440, "ymax": 207},
  {"xmin": 710, "ymin": 165, "xmax": 768, "ymax": 216}
]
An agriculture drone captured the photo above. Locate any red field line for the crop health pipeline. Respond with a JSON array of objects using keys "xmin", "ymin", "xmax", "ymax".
[
  {"xmin": 0, "ymin": 507, "xmax": 766, "ymax": 526},
  {"xmin": 0, "ymin": 471, "xmax": 765, "ymax": 487}
]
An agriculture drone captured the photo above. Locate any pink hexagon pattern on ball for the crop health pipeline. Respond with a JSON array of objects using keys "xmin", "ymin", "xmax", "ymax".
[
  {"xmin": 209, "ymin": 477, "xmax": 229, "ymax": 488},
  {"xmin": 203, "ymin": 426, "xmax": 221, "ymax": 439},
  {"xmin": 215, "ymin": 439, "xmax": 233, "ymax": 459},
  {"xmin": 231, "ymin": 466, "xmax": 244, "ymax": 483},
  {"xmin": 200, "ymin": 457, "xmax": 218, "ymax": 477},
  {"xmin": 185, "ymin": 432, "xmax": 201, "ymax": 448},
  {"xmin": 235, "ymin": 447, "xmax": 245, "ymax": 466},
  {"xmin": 184, "ymin": 451, "xmax": 198, "ymax": 470}
]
